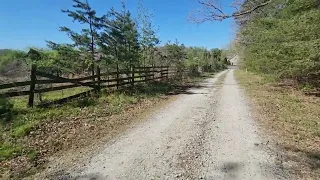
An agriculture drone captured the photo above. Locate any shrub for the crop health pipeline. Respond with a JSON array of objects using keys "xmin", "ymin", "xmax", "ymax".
[{"xmin": 0, "ymin": 97, "xmax": 14, "ymax": 122}]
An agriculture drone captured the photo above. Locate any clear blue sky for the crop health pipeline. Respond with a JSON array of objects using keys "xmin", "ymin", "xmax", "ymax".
[{"xmin": 0, "ymin": 0, "xmax": 235, "ymax": 50}]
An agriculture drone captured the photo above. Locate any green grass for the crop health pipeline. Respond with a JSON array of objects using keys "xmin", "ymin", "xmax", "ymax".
[
  {"xmin": 11, "ymin": 122, "xmax": 35, "ymax": 138},
  {"xmin": 0, "ymin": 81, "xmax": 178, "ymax": 162},
  {"xmin": 40, "ymin": 87, "xmax": 90, "ymax": 101},
  {"xmin": 0, "ymin": 142, "xmax": 23, "ymax": 161},
  {"xmin": 27, "ymin": 149, "xmax": 37, "ymax": 161}
]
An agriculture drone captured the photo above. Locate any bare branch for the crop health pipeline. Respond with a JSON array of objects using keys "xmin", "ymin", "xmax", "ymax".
[
  {"xmin": 197, "ymin": 0, "xmax": 225, "ymax": 16},
  {"xmin": 190, "ymin": 0, "xmax": 272, "ymax": 23},
  {"xmin": 232, "ymin": 0, "xmax": 271, "ymax": 17}
]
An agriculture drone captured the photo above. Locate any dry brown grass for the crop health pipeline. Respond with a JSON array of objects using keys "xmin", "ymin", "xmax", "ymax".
[{"xmin": 235, "ymin": 70, "xmax": 320, "ymax": 179}]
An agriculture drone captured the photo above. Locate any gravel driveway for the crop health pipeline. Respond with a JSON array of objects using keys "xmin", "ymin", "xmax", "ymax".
[{"xmin": 58, "ymin": 68, "xmax": 287, "ymax": 180}]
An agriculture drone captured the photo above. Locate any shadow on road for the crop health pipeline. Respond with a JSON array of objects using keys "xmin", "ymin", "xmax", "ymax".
[{"xmin": 57, "ymin": 173, "xmax": 107, "ymax": 180}]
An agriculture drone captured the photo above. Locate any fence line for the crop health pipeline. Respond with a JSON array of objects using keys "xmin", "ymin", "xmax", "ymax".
[{"xmin": 0, "ymin": 65, "xmax": 184, "ymax": 107}]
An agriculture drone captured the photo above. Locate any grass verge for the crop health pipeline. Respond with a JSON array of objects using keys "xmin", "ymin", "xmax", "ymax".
[{"xmin": 235, "ymin": 70, "xmax": 320, "ymax": 179}]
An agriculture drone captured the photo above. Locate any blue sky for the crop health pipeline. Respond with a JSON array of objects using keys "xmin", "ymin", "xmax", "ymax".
[{"xmin": 0, "ymin": 0, "xmax": 235, "ymax": 50}]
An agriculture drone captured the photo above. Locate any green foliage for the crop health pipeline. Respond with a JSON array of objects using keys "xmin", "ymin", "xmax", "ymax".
[
  {"xmin": 27, "ymin": 149, "xmax": 37, "ymax": 161},
  {"xmin": 0, "ymin": 49, "xmax": 26, "ymax": 73},
  {"xmin": 238, "ymin": 0, "xmax": 320, "ymax": 87},
  {"xmin": 11, "ymin": 122, "xmax": 35, "ymax": 138},
  {"xmin": 101, "ymin": 3, "xmax": 140, "ymax": 69},
  {"xmin": 73, "ymin": 97, "xmax": 97, "ymax": 108},
  {"xmin": 138, "ymin": 0, "xmax": 160, "ymax": 66},
  {"xmin": 0, "ymin": 142, "xmax": 23, "ymax": 160},
  {"xmin": 0, "ymin": 97, "xmax": 14, "ymax": 122},
  {"xmin": 164, "ymin": 40, "xmax": 187, "ymax": 68}
]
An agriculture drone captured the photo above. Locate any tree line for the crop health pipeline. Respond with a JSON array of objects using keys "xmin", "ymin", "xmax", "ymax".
[
  {"xmin": 193, "ymin": 0, "xmax": 320, "ymax": 88},
  {"xmin": 236, "ymin": 0, "xmax": 320, "ymax": 87},
  {"xmin": 0, "ymin": 0, "xmax": 230, "ymax": 80}
]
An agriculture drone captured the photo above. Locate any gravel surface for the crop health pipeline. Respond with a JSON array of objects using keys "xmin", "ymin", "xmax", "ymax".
[{"xmin": 57, "ymin": 68, "xmax": 288, "ymax": 180}]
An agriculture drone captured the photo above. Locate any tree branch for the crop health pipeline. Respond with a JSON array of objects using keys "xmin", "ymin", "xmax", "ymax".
[
  {"xmin": 191, "ymin": 0, "xmax": 272, "ymax": 22},
  {"xmin": 232, "ymin": 0, "xmax": 272, "ymax": 17}
]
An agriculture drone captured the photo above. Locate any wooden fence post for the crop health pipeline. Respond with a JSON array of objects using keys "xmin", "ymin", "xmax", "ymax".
[
  {"xmin": 144, "ymin": 67, "xmax": 148, "ymax": 82},
  {"xmin": 116, "ymin": 64, "xmax": 119, "ymax": 90},
  {"xmin": 167, "ymin": 66, "xmax": 169, "ymax": 80},
  {"xmin": 91, "ymin": 63, "xmax": 95, "ymax": 86},
  {"xmin": 152, "ymin": 65, "xmax": 155, "ymax": 81},
  {"xmin": 131, "ymin": 65, "xmax": 135, "ymax": 88},
  {"xmin": 160, "ymin": 66, "xmax": 163, "ymax": 81},
  {"xmin": 96, "ymin": 65, "xmax": 101, "ymax": 93},
  {"xmin": 28, "ymin": 64, "xmax": 37, "ymax": 107}
]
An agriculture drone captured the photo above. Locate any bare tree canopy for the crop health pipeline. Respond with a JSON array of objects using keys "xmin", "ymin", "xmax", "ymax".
[{"xmin": 190, "ymin": 0, "xmax": 272, "ymax": 22}]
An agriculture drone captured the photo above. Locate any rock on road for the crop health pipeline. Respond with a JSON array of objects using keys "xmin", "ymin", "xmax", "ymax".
[{"xmin": 67, "ymin": 69, "xmax": 287, "ymax": 180}]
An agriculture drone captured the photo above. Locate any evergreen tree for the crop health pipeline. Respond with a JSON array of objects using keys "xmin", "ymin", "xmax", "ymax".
[
  {"xmin": 101, "ymin": 2, "xmax": 140, "ymax": 70},
  {"xmin": 165, "ymin": 40, "xmax": 186, "ymax": 68},
  {"xmin": 138, "ymin": 0, "xmax": 160, "ymax": 66},
  {"xmin": 49, "ymin": 0, "xmax": 104, "ymax": 78}
]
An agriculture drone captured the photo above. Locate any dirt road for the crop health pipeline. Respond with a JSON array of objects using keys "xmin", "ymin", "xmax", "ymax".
[{"xmin": 56, "ymin": 69, "xmax": 287, "ymax": 180}]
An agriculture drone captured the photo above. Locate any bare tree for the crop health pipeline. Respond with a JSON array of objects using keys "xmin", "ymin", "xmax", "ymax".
[{"xmin": 190, "ymin": 0, "xmax": 272, "ymax": 23}]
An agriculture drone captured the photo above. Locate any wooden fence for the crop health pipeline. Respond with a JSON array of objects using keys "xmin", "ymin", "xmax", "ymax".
[{"xmin": 0, "ymin": 65, "xmax": 183, "ymax": 108}]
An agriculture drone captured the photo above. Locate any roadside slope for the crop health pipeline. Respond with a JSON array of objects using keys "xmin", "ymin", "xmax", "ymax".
[{"xmin": 235, "ymin": 70, "xmax": 320, "ymax": 179}]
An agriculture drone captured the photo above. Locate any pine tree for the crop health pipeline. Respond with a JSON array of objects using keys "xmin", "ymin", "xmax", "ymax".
[
  {"xmin": 101, "ymin": 2, "xmax": 140, "ymax": 70},
  {"xmin": 138, "ymin": 0, "xmax": 160, "ymax": 66},
  {"xmin": 165, "ymin": 40, "xmax": 186, "ymax": 68},
  {"xmin": 55, "ymin": 0, "xmax": 103, "ymax": 80}
]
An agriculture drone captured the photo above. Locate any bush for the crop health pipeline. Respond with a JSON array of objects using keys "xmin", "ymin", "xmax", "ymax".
[
  {"xmin": 0, "ymin": 97, "xmax": 14, "ymax": 122},
  {"xmin": 73, "ymin": 97, "xmax": 97, "ymax": 108}
]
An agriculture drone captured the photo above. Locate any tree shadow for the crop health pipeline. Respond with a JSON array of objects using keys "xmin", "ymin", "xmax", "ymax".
[
  {"xmin": 122, "ymin": 82, "xmax": 208, "ymax": 96},
  {"xmin": 53, "ymin": 172, "xmax": 107, "ymax": 180},
  {"xmin": 168, "ymin": 84, "xmax": 208, "ymax": 95},
  {"xmin": 281, "ymin": 144, "xmax": 320, "ymax": 170},
  {"xmin": 71, "ymin": 173, "xmax": 107, "ymax": 180}
]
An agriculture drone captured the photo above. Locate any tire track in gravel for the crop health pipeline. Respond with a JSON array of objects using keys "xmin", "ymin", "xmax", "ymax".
[{"xmin": 174, "ymin": 71, "xmax": 228, "ymax": 179}]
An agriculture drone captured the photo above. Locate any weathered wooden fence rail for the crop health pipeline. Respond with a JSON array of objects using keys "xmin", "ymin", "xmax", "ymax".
[{"xmin": 0, "ymin": 65, "xmax": 183, "ymax": 107}]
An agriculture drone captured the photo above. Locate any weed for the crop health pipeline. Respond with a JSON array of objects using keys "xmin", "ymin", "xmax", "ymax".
[
  {"xmin": 0, "ymin": 142, "xmax": 23, "ymax": 160},
  {"xmin": 27, "ymin": 149, "xmax": 37, "ymax": 161},
  {"xmin": 11, "ymin": 121, "xmax": 35, "ymax": 138},
  {"xmin": 0, "ymin": 97, "xmax": 14, "ymax": 122},
  {"xmin": 73, "ymin": 97, "xmax": 97, "ymax": 108}
]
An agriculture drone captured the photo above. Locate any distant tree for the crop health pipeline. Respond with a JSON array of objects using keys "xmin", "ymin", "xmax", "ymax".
[
  {"xmin": 164, "ymin": 40, "xmax": 187, "ymax": 68},
  {"xmin": 0, "ymin": 49, "xmax": 27, "ymax": 72},
  {"xmin": 138, "ymin": 0, "xmax": 160, "ymax": 66}
]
